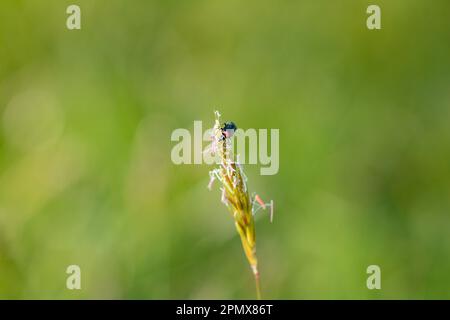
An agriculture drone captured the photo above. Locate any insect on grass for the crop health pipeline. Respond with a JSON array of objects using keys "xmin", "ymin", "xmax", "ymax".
[{"xmin": 206, "ymin": 111, "xmax": 274, "ymax": 299}]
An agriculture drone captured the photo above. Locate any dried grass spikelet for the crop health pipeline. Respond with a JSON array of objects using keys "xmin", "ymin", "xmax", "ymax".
[{"xmin": 207, "ymin": 111, "xmax": 273, "ymax": 299}]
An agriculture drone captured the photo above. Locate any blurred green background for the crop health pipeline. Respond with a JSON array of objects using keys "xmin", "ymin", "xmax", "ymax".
[{"xmin": 1, "ymin": 0, "xmax": 450, "ymax": 299}]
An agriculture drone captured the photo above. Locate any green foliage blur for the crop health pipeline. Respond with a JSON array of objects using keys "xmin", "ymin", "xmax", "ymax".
[{"xmin": 0, "ymin": 0, "xmax": 450, "ymax": 299}]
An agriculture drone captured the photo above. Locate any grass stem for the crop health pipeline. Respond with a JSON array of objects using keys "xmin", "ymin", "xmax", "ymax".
[{"xmin": 254, "ymin": 270, "xmax": 262, "ymax": 300}]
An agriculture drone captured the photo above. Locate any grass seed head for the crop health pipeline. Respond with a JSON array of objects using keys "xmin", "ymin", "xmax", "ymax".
[{"xmin": 206, "ymin": 111, "xmax": 274, "ymax": 298}]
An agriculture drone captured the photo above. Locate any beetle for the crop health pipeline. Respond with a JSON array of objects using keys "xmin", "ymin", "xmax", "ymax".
[{"xmin": 221, "ymin": 121, "xmax": 237, "ymax": 140}]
